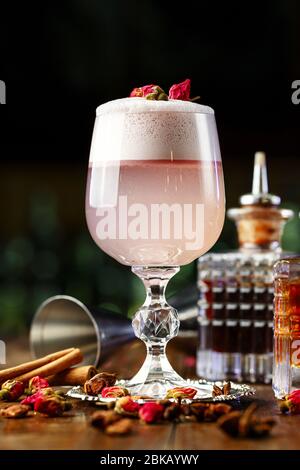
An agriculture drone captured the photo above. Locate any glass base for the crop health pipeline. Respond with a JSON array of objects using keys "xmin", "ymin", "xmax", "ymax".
[{"xmin": 124, "ymin": 348, "xmax": 188, "ymax": 398}]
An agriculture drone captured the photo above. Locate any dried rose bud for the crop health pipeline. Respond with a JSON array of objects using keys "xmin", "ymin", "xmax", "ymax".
[
  {"xmin": 0, "ymin": 380, "xmax": 25, "ymax": 401},
  {"xmin": 84, "ymin": 372, "xmax": 116, "ymax": 396},
  {"xmin": 34, "ymin": 395, "xmax": 65, "ymax": 417},
  {"xmin": 279, "ymin": 389, "xmax": 300, "ymax": 414},
  {"xmin": 168, "ymin": 79, "xmax": 191, "ymax": 101},
  {"xmin": 165, "ymin": 387, "xmax": 197, "ymax": 400},
  {"xmin": 105, "ymin": 418, "xmax": 133, "ymax": 436},
  {"xmin": 130, "ymin": 84, "xmax": 168, "ymax": 101},
  {"xmin": 21, "ymin": 388, "xmax": 54, "ymax": 406},
  {"xmin": 139, "ymin": 402, "xmax": 164, "ymax": 424},
  {"xmin": 27, "ymin": 376, "xmax": 49, "ymax": 394},
  {"xmin": 0, "ymin": 404, "xmax": 30, "ymax": 419},
  {"xmin": 115, "ymin": 396, "xmax": 140, "ymax": 417},
  {"xmin": 101, "ymin": 386, "xmax": 129, "ymax": 399}
]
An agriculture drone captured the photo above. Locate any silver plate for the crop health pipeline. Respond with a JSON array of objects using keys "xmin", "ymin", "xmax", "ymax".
[{"xmin": 67, "ymin": 379, "xmax": 255, "ymax": 404}]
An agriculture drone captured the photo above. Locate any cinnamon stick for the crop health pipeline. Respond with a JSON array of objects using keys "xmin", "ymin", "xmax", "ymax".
[
  {"xmin": 0, "ymin": 348, "xmax": 75, "ymax": 385},
  {"xmin": 47, "ymin": 366, "xmax": 98, "ymax": 386},
  {"xmin": 15, "ymin": 348, "xmax": 83, "ymax": 384}
]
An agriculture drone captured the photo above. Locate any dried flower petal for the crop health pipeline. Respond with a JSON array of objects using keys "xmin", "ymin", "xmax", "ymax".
[
  {"xmin": 0, "ymin": 380, "xmax": 25, "ymax": 401},
  {"xmin": 27, "ymin": 376, "xmax": 49, "ymax": 394},
  {"xmin": 279, "ymin": 389, "xmax": 300, "ymax": 414},
  {"xmin": 130, "ymin": 84, "xmax": 168, "ymax": 101},
  {"xmin": 21, "ymin": 388, "xmax": 53, "ymax": 406},
  {"xmin": 139, "ymin": 402, "xmax": 164, "ymax": 424},
  {"xmin": 34, "ymin": 395, "xmax": 65, "ymax": 417},
  {"xmin": 115, "ymin": 396, "xmax": 140, "ymax": 417},
  {"xmin": 165, "ymin": 387, "xmax": 197, "ymax": 400},
  {"xmin": 101, "ymin": 386, "xmax": 129, "ymax": 399},
  {"xmin": 168, "ymin": 79, "xmax": 191, "ymax": 101}
]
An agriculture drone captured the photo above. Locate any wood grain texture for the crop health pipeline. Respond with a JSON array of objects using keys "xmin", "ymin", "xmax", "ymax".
[{"xmin": 1, "ymin": 338, "xmax": 300, "ymax": 450}]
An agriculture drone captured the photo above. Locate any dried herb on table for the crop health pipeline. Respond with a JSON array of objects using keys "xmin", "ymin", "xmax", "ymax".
[
  {"xmin": 212, "ymin": 382, "xmax": 231, "ymax": 397},
  {"xmin": 90, "ymin": 410, "xmax": 122, "ymax": 429},
  {"xmin": 105, "ymin": 418, "xmax": 133, "ymax": 436},
  {"xmin": 0, "ymin": 404, "xmax": 30, "ymax": 418},
  {"xmin": 218, "ymin": 403, "xmax": 276, "ymax": 438}
]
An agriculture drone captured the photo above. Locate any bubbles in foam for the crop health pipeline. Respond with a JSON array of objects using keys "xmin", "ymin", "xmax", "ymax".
[
  {"xmin": 96, "ymin": 97, "xmax": 214, "ymax": 116},
  {"xmin": 90, "ymin": 98, "xmax": 220, "ymax": 162}
]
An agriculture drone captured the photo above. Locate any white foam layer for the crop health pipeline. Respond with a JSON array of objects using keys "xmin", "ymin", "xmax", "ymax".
[
  {"xmin": 90, "ymin": 98, "xmax": 220, "ymax": 162},
  {"xmin": 96, "ymin": 97, "xmax": 214, "ymax": 116}
]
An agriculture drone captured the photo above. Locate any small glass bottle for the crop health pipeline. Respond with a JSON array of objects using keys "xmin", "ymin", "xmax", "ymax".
[
  {"xmin": 273, "ymin": 257, "xmax": 300, "ymax": 398},
  {"xmin": 197, "ymin": 152, "xmax": 294, "ymax": 383}
]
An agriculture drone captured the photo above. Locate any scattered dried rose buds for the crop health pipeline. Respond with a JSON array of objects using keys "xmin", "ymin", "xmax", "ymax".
[
  {"xmin": 130, "ymin": 84, "xmax": 168, "ymax": 101},
  {"xmin": 84, "ymin": 372, "xmax": 117, "ymax": 396},
  {"xmin": 165, "ymin": 386, "xmax": 197, "ymax": 400},
  {"xmin": 115, "ymin": 396, "xmax": 140, "ymax": 417},
  {"xmin": 27, "ymin": 376, "xmax": 49, "ymax": 394},
  {"xmin": 218, "ymin": 403, "xmax": 276, "ymax": 438},
  {"xmin": 279, "ymin": 389, "xmax": 300, "ymax": 414},
  {"xmin": 21, "ymin": 388, "xmax": 54, "ymax": 406},
  {"xmin": 139, "ymin": 402, "xmax": 164, "ymax": 424},
  {"xmin": 21, "ymin": 387, "xmax": 72, "ymax": 417},
  {"xmin": 0, "ymin": 380, "xmax": 25, "ymax": 401},
  {"xmin": 34, "ymin": 395, "xmax": 66, "ymax": 417},
  {"xmin": 101, "ymin": 386, "xmax": 129, "ymax": 399},
  {"xmin": 0, "ymin": 404, "xmax": 30, "ymax": 419},
  {"xmin": 168, "ymin": 79, "xmax": 191, "ymax": 101}
]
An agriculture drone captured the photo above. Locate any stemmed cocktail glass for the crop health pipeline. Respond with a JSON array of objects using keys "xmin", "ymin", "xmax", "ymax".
[{"xmin": 86, "ymin": 97, "xmax": 225, "ymax": 398}]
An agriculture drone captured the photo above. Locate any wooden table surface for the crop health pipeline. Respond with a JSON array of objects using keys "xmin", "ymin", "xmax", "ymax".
[{"xmin": 1, "ymin": 338, "xmax": 300, "ymax": 450}]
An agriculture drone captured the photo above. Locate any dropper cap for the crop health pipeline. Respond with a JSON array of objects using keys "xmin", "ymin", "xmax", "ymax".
[{"xmin": 239, "ymin": 151, "xmax": 281, "ymax": 206}]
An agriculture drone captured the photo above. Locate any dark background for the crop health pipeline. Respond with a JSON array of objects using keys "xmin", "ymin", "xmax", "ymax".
[{"xmin": 0, "ymin": 0, "xmax": 299, "ymax": 335}]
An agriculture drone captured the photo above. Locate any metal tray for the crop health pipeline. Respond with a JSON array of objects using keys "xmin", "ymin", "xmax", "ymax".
[{"xmin": 67, "ymin": 379, "xmax": 255, "ymax": 404}]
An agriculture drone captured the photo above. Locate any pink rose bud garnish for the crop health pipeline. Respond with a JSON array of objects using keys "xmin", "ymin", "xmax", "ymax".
[
  {"xmin": 165, "ymin": 386, "xmax": 197, "ymax": 400},
  {"xmin": 0, "ymin": 380, "xmax": 25, "ymax": 401},
  {"xmin": 139, "ymin": 402, "xmax": 164, "ymax": 424},
  {"xmin": 168, "ymin": 79, "xmax": 191, "ymax": 101},
  {"xmin": 130, "ymin": 84, "xmax": 168, "ymax": 101},
  {"xmin": 280, "ymin": 389, "xmax": 300, "ymax": 414},
  {"xmin": 21, "ymin": 388, "xmax": 53, "ymax": 406},
  {"xmin": 101, "ymin": 386, "xmax": 130, "ymax": 399},
  {"xmin": 115, "ymin": 396, "xmax": 140, "ymax": 416},
  {"xmin": 34, "ymin": 395, "xmax": 65, "ymax": 417},
  {"xmin": 27, "ymin": 376, "xmax": 49, "ymax": 394}
]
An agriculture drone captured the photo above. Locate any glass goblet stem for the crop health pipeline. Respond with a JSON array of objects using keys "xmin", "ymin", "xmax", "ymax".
[{"xmin": 128, "ymin": 266, "xmax": 185, "ymax": 397}]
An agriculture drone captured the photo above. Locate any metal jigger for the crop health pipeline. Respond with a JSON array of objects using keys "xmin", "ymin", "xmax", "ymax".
[
  {"xmin": 30, "ymin": 288, "xmax": 198, "ymax": 367},
  {"xmin": 30, "ymin": 296, "xmax": 135, "ymax": 367}
]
